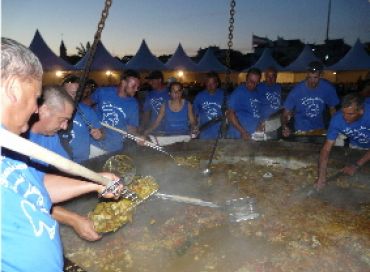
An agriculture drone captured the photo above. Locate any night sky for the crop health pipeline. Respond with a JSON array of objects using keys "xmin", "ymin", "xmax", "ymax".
[{"xmin": 2, "ymin": 0, "xmax": 370, "ymax": 57}]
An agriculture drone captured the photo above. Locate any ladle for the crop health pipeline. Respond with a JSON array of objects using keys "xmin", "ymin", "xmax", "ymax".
[{"xmin": 155, "ymin": 193, "xmax": 259, "ymax": 223}]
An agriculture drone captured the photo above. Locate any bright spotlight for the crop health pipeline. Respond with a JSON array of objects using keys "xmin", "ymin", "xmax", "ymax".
[{"xmin": 55, "ymin": 71, "xmax": 63, "ymax": 77}]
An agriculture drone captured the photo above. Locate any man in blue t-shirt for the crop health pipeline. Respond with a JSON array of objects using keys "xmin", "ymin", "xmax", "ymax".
[
  {"xmin": 60, "ymin": 75, "xmax": 104, "ymax": 162},
  {"xmin": 257, "ymin": 67, "xmax": 282, "ymax": 120},
  {"xmin": 194, "ymin": 72, "xmax": 225, "ymax": 139},
  {"xmin": 142, "ymin": 70, "xmax": 169, "ymax": 134},
  {"xmin": 90, "ymin": 69, "xmax": 141, "ymax": 152},
  {"xmin": 282, "ymin": 61, "xmax": 339, "ymax": 137},
  {"xmin": 227, "ymin": 68, "xmax": 262, "ymax": 140},
  {"xmin": 28, "ymin": 86, "xmax": 103, "ymax": 242},
  {"xmin": 1, "ymin": 38, "xmax": 120, "ymax": 272},
  {"xmin": 315, "ymin": 94, "xmax": 370, "ymax": 190}
]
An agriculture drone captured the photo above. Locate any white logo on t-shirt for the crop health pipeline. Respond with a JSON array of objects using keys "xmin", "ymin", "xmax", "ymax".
[{"xmin": 301, "ymin": 97, "xmax": 324, "ymax": 118}]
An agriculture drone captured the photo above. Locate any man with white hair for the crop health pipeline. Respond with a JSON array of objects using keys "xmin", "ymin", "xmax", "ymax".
[{"xmin": 1, "ymin": 38, "xmax": 118, "ymax": 271}]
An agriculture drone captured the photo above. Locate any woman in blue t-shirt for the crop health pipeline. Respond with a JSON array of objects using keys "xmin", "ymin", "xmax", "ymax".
[{"xmin": 144, "ymin": 82, "xmax": 196, "ymax": 136}]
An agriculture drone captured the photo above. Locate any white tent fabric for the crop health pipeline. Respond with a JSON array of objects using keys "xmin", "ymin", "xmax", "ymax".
[
  {"xmin": 125, "ymin": 40, "xmax": 166, "ymax": 71},
  {"xmin": 245, "ymin": 48, "xmax": 283, "ymax": 72},
  {"xmin": 283, "ymin": 44, "xmax": 321, "ymax": 72},
  {"xmin": 165, "ymin": 43, "xmax": 198, "ymax": 71},
  {"xmin": 29, "ymin": 30, "xmax": 75, "ymax": 71},
  {"xmin": 196, "ymin": 48, "xmax": 228, "ymax": 72},
  {"xmin": 328, "ymin": 40, "xmax": 370, "ymax": 71},
  {"xmin": 74, "ymin": 41, "xmax": 125, "ymax": 71}
]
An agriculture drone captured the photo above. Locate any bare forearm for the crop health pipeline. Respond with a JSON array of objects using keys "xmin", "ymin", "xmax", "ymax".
[
  {"xmin": 141, "ymin": 111, "xmax": 150, "ymax": 130},
  {"xmin": 188, "ymin": 104, "xmax": 196, "ymax": 129},
  {"xmin": 281, "ymin": 109, "xmax": 291, "ymax": 128},
  {"xmin": 44, "ymin": 174, "xmax": 101, "ymax": 203},
  {"xmin": 144, "ymin": 108, "xmax": 164, "ymax": 135},
  {"xmin": 52, "ymin": 206, "xmax": 80, "ymax": 226},
  {"xmin": 227, "ymin": 110, "xmax": 248, "ymax": 136},
  {"xmin": 357, "ymin": 149, "xmax": 370, "ymax": 167},
  {"xmin": 318, "ymin": 141, "xmax": 334, "ymax": 180}
]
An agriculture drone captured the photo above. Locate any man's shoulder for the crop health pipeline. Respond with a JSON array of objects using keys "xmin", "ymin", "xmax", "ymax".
[
  {"xmin": 292, "ymin": 81, "xmax": 306, "ymax": 91},
  {"xmin": 363, "ymin": 103, "xmax": 370, "ymax": 122},
  {"xmin": 232, "ymin": 85, "xmax": 247, "ymax": 95},
  {"xmin": 95, "ymin": 86, "xmax": 116, "ymax": 95},
  {"xmin": 195, "ymin": 89, "xmax": 209, "ymax": 98}
]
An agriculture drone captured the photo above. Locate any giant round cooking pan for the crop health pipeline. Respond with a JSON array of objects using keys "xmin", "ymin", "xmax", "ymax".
[{"xmin": 61, "ymin": 139, "xmax": 370, "ymax": 272}]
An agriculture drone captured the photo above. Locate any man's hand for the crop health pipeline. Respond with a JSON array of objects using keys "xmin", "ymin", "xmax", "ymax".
[
  {"xmin": 71, "ymin": 214, "xmax": 102, "ymax": 241},
  {"xmin": 241, "ymin": 131, "xmax": 250, "ymax": 141},
  {"xmin": 98, "ymin": 172, "xmax": 123, "ymax": 199},
  {"xmin": 314, "ymin": 178, "xmax": 326, "ymax": 190},
  {"xmin": 90, "ymin": 128, "xmax": 103, "ymax": 140},
  {"xmin": 341, "ymin": 164, "xmax": 358, "ymax": 176}
]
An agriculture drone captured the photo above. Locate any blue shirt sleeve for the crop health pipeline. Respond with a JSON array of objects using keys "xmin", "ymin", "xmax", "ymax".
[
  {"xmin": 228, "ymin": 89, "xmax": 239, "ymax": 111},
  {"xmin": 128, "ymin": 101, "xmax": 139, "ymax": 127},
  {"xmin": 325, "ymin": 83, "xmax": 340, "ymax": 107},
  {"xmin": 85, "ymin": 106, "xmax": 102, "ymax": 129},
  {"xmin": 143, "ymin": 93, "xmax": 151, "ymax": 112},
  {"xmin": 91, "ymin": 88, "xmax": 100, "ymax": 104},
  {"xmin": 326, "ymin": 113, "xmax": 341, "ymax": 141},
  {"xmin": 283, "ymin": 87, "xmax": 297, "ymax": 111},
  {"xmin": 193, "ymin": 93, "xmax": 201, "ymax": 116}
]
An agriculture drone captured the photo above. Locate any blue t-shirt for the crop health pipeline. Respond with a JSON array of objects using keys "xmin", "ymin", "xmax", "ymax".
[
  {"xmin": 164, "ymin": 100, "xmax": 190, "ymax": 135},
  {"xmin": 257, "ymin": 82, "xmax": 282, "ymax": 120},
  {"xmin": 91, "ymin": 87, "xmax": 139, "ymax": 152},
  {"xmin": 193, "ymin": 89, "xmax": 225, "ymax": 140},
  {"xmin": 28, "ymin": 131, "xmax": 69, "ymax": 173},
  {"xmin": 227, "ymin": 85, "xmax": 261, "ymax": 138},
  {"xmin": 327, "ymin": 103, "xmax": 370, "ymax": 149},
  {"xmin": 61, "ymin": 103, "xmax": 102, "ymax": 162},
  {"xmin": 365, "ymin": 97, "xmax": 370, "ymax": 105},
  {"xmin": 1, "ymin": 155, "xmax": 63, "ymax": 271},
  {"xmin": 143, "ymin": 88, "xmax": 169, "ymax": 133},
  {"xmin": 283, "ymin": 79, "xmax": 339, "ymax": 131}
]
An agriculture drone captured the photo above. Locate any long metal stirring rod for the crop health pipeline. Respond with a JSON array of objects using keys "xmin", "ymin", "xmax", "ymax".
[
  {"xmin": 100, "ymin": 122, "xmax": 177, "ymax": 161},
  {"xmin": 202, "ymin": 91, "xmax": 228, "ymax": 176}
]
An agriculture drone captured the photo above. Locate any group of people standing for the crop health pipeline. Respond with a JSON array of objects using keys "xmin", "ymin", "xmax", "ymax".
[{"xmin": 1, "ymin": 37, "xmax": 369, "ymax": 271}]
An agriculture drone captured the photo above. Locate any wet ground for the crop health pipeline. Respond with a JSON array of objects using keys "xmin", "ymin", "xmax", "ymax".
[{"xmin": 61, "ymin": 140, "xmax": 370, "ymax": 272}]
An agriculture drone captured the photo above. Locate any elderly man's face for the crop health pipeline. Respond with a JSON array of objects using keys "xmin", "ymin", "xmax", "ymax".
[
  {"xmin": 14, "ymin": 78, "xmax": 42, "ymax": 134},
  {"xmin": 342, "ymin": 104, "xmax": 363, "ymax": 124},
  {"xmin": 39, "ymin": 102, "xmax": 74, "ymax": 135},
  {"xmin": 246, "ymin": 73, "xmax": 261, "ymax": 91},
  {"xmin": 306, "ymin": 72, "xmax": 320, "ymax": 89},
  {"xmin": 125, "ymin": 77, "xmax": 140, "ymax": 97}
]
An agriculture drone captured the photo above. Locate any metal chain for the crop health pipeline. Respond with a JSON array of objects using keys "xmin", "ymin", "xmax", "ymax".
[
  {"xmin": 75, "ymin": 0, "xmax": 113, "ymax": 105},
  {"xmin": 225, "ymin": 0, "xmax": 235, "ymax": 84},
  {"xmin": 61, "ymin": 0, "xmax": 112, "ymax": 156}
]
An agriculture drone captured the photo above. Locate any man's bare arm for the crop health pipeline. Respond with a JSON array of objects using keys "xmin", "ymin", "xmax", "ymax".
[{"xmin": 226, "ymin": 109, "xmax": 250, "ymax": 140}]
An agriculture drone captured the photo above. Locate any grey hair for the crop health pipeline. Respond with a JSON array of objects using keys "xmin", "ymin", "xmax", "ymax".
[
  {"xmin": 1, "ymin": 37, "xmax": 43, "ymax": 82},
  {"xmin": 341, "ymin": 94, "xmax": 364, "ymax": 111},
  {"xmin": 41, "ymin": 85, "xmax": 75, "ymax": 111}
]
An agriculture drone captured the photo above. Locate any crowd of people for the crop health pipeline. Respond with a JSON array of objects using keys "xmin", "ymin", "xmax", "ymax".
[{"xmin": 1, "ymin": 37, "xmax": 369, "ymax": 271}]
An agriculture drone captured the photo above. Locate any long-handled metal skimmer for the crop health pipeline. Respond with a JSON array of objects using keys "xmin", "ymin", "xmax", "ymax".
[
  {"xmin": 101, "ymin": 122, "xmax": 176, "ymax": 161},
  {"xmin": 202, "ymin": 91, "xmax": 228, "ymax": 176}
]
